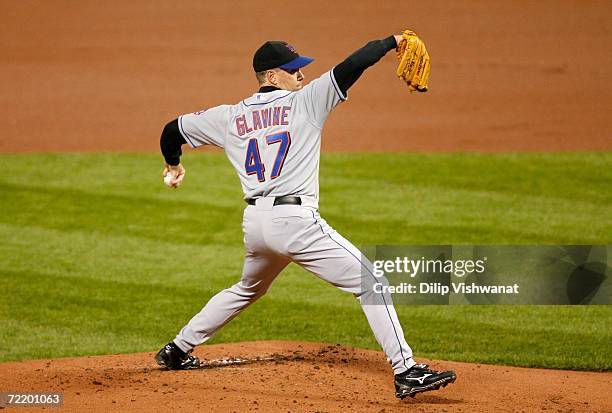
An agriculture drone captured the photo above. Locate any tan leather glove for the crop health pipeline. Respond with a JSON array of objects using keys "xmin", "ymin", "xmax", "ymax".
[{"xmin": 396, "ymin": 30, "xmax": 431, "ymax": 92}]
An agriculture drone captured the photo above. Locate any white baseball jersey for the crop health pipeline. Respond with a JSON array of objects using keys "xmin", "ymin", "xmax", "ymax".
[{"xmin": 177, "ymin": 70, "xmax": 346, "ymax": 201}]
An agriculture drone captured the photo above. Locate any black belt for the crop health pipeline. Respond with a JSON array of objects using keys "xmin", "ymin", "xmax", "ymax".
[{"xmin": 247, "ymin": 196, "xmax": 302, "ymax": 206}]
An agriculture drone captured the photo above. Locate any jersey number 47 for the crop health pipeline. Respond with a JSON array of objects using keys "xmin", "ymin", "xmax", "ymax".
[{"xmin": 245, "ymin": 131, "xmax": 291, "ymax": 182}]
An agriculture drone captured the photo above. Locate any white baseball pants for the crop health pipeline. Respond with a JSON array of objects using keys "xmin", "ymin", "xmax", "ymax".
[{"xmin": 174, "ymin": 198, "xmax": 415, "ymax": 374}]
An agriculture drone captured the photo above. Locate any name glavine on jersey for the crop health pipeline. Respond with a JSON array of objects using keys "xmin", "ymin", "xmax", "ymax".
[{"xmin": 235, "ymin": 106, "xmax": 292, "ymax": 136}]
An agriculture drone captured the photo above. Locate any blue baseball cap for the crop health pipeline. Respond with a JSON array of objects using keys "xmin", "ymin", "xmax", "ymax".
[{"xmin": 253, "ymin": 41, "xmax": 314, "ymax": 72}]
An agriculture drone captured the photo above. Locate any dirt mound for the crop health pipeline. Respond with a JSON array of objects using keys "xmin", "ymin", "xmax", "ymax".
[{"xmin": 0, "ymin": 341, "xmax": 610, "ymax": 412}]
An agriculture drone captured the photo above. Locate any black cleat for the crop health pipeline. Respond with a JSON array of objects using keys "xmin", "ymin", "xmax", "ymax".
[
  {"xmin": 155, "ymin": 342, "xmax": 201, "ymax": 370},
  {"xmin": 395, "ymin": 363, "xmax": 456, "ymax": 399}
]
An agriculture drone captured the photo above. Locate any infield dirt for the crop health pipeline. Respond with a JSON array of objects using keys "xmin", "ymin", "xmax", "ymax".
[
  {"xmin": 1, "ymin": 341, "xmax": 611, "ymax": 413},
  {"xmin": 2, "ymin": 0, "xmax": 611, "ymax": 153}
]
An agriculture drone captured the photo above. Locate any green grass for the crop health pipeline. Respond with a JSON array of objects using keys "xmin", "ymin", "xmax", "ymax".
[{"xmin": 0, "ymin": 152, "xmax": 610, "ymax": 370}]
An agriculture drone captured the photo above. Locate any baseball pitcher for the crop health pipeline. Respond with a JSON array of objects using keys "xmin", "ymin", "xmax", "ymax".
[{"xmin": 156, "ymin": 31, "xmax": 454, "ymax": 399}]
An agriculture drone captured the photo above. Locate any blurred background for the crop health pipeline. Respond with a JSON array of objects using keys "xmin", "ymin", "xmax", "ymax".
[{"xmin": 1, "ymin": 0, "xmax": 611, "ymax": 153}]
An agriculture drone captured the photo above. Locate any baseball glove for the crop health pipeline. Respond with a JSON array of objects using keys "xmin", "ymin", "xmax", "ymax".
[{"xmin": 396, "ymin": 30, "xmax": 430, "ymax": 92}]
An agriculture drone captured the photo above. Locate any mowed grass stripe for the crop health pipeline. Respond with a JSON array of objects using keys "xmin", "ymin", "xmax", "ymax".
[
  {"xmin": 0, "ymin": 152, "xmax": 610, "ymax": 370},
  {"xmin": 3, "ymin": 268, "xmax": 610, "ymax": 370},
  {"xmin": 3, "ymin": 267, "xmax": 609, "ymax": 370}
]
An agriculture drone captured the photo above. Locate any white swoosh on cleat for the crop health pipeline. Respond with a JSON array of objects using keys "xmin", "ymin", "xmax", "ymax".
[{"xmin": 402, "ymin": 373, "xmax": 433, "ymax": 384}]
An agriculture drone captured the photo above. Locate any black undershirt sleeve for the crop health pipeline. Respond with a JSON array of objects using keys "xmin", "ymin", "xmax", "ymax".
[
  {"xmin": 332, "ymin": 36, "xmax": 398, "ymax": 96},
  {"xmin": 160, "ymin": 118, "xmax": 186, "ymax": 166}
]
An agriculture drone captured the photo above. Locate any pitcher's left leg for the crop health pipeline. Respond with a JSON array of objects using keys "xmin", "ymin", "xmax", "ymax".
[{"xmin": 174, "ymin": 251, "xmax": 289, "ymax": 353}]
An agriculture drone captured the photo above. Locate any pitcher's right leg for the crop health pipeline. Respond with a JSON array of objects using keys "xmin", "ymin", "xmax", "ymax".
[{"xmin": 277, "ymin": 208, "xmax": 415, "ymax": 375}]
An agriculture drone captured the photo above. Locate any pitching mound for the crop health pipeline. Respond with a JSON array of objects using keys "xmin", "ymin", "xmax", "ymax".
[{"xmin": 0, "ymin": 341, "xmax": 610, "ymax": 412}]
